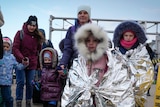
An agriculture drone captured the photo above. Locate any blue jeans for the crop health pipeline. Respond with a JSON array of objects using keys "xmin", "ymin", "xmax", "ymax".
[
  {"xmin": 0, "ymin": 85, "xmax": 13, "ymax": 107},
  {"xmin": 16, "ymin": 69, "xmax": 35, "ymax": 100}
]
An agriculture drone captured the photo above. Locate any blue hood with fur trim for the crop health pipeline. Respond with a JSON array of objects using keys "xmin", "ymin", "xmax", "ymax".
[{"xmin": 113, "ymin": 21, "xmax": 147, "ymax": 47}]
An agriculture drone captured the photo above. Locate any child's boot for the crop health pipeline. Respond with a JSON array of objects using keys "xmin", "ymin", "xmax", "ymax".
[
  {"xmin": 16, "ymin": 100, "xmax": 22, "ymax": 107},
  {"xmin": 26, "ymin": 100, "xmax": 31, "ymax": 107}
]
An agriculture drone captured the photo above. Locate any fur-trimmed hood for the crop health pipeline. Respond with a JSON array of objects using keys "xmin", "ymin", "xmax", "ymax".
[
  {"xmin": 113, "ymin": 21, "xmax": 147, "ymax": 47},
  {"xmin": 39, "ymin": 47, "xmax": 58, "ymax": 68},
  {"xmin": 74, "ymin": 23, "xmax": 109, "ymax": 61}
]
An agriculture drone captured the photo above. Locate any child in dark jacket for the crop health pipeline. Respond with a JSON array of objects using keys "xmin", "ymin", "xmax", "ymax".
[{"xmin": 39, "ymin": 47, "xmax": 67, "ymax": 107}]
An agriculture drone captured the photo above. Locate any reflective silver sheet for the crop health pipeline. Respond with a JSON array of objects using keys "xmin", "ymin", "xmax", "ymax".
[{"xmin": 61, "ymin": 45, "xmax": 153, "ymax": 107}]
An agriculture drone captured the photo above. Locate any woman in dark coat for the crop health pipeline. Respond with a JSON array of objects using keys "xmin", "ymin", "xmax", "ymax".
[
  {"xmin": 58, "ymin": 5, "xmax": 92, "ymax": 70},
  {"xmin": 12, "ymin": 15, "xmax": 44, "ymax": 107}
]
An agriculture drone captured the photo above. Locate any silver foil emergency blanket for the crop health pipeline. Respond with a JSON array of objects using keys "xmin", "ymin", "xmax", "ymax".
[
  {"xmin": 61, "ymin": 50, "xmax": 136, "ymax": 107},
  {"xmin": 114, "ymin": 44, "xmax": 154, "ymax": 107}
]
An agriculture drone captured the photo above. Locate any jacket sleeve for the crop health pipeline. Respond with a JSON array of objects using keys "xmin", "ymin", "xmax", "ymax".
[
  {"xmin": 37, "ymin": 43, "xmax": 42, "ymax": 69},
  {"xmin": 59, "ymin": 27, "xmax": 74, "ymax": 67},
  {"xmin": 0, "ymin": 29, "xmax": 3, "ymax": 59},
  {"xmin": 12, "ymin": 31, "xmax": 24, "ymax": 62}
]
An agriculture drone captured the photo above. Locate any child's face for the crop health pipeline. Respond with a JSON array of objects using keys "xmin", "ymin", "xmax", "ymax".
[
  {"xmin": 44, "ymin": 57, "xmax": 51, "ymax": 63},
  {"xmin": 123, "ymin": 32, "xmax": 135, "ymax": 42},
  {"xmin": 3, "ymin": 42, "xmax": 10, "ymax": 51},
  {"xmin": 85, "ymin": 35, "xmax": 98, "ymax": 52}
]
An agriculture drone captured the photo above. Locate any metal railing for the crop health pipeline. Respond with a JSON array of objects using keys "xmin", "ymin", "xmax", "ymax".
[
  {"xmin": 49, "ymin": 15, "xmax": 160, "ymax": 57},
  {"xmin": 49, "ymin": 15, "xmax": 160, "ymax": 40}
]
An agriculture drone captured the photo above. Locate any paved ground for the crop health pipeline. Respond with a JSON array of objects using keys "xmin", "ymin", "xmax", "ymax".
[
  {"xmin": 12, "ymin": 80, "xmax": 43, "ymax": 107},
  {"xmin": 12, "ymin": 79, "xmax": 156, "ymax": 107},
  {"xmin": 144, "ymin": 84, "xmax": 156, "ymax": 107}
]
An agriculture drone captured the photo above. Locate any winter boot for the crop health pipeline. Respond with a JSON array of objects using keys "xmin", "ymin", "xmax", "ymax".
[
  {"xmin": 26, "ymin": 100, "xmax": 31, "ymax": 107},
  {"xmin": 16, "ymin": 100, "xmax": 22, "ymax": 107}
]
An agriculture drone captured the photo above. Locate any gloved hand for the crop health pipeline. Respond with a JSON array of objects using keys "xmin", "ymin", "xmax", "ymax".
[
  {"xmin": 22, "ymin": 57, "xmax": 29, "ymax": 67},
  {"xmin": 56, "ymin": 65, "xmax": 67, "ymax": 76}
]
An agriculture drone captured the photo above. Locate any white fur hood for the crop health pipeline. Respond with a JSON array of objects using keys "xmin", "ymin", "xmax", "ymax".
[{"xmin": 74, "ymin": 23, "xmax": 109, "ymax": 61}]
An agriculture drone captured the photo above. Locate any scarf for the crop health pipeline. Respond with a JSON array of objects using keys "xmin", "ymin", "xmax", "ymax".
[{"xmin": 120, "ymin": 37, "xmax": 138, "ymax": 49}]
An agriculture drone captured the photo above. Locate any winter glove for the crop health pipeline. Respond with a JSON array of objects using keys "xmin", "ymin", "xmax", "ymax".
[{"xmin": 22, "ymin": 57, "xmax": 29, "ymax": 67}]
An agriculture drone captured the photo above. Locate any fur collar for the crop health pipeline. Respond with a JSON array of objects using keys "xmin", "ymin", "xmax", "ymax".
[{"xmin": 74, "ymin": 23, "xmax": 109, "ymax": 61}]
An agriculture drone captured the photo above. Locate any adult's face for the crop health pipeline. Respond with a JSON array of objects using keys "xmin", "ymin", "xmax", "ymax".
[
  {"xmin": 27, "ymin": 24, "xmax": 37, "ymax": 32},
  {"xmin": 78, "ymin": 10, "xmax": 90, "ymax": 25}
]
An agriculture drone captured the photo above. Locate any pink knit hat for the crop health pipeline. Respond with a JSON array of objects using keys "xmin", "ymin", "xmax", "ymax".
[
  {"xmin": 122, "ymin": 30, "xmax": 135, "ymax": 36},
  {"xmin": 3, "ymin": 37, "xmax": 12, "ymax": 46}
]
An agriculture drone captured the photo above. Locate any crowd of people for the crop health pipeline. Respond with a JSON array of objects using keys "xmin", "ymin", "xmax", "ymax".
[{"xmin": 0, "ymin": 4, "xmax": 157, "ymax": 107}]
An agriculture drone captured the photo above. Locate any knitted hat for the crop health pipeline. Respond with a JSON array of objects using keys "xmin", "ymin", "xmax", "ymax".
[
  {"xmin": 3, "ymin": 37, "xmax": 12, "ymax": 46},
  {"xmin": 39, "ymin": 48, "xmax": 58, "ymax": 68},
  {"xmin": 43, "ymin": 51, "xmax": 52, "ymax": 60},
  {"xmin": 26, "ymin": 15, "xmax": 38, "ymax": 26},
  {"xmin": 123, "ymin": 30, "xmax": 135, "ymax": 36},
  {"xmin": 77, "ymin": 5, "xmax": 91, "ymax": 18}
]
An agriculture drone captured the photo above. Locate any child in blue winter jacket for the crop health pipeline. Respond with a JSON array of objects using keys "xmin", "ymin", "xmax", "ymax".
[{"xmin": 0, "ymin": 37, "xmax": 25, "ymax": 107}]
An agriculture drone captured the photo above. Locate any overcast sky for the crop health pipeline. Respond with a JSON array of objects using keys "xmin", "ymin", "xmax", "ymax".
[{"xmin": 0, "ymin": 0, "xmax": 160, "ymax": 53}]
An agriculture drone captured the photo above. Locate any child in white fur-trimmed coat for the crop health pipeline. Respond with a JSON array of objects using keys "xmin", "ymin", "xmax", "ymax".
[{"xmin": 61, "ymin": 23, "xmax": 135, "ymax": 107}]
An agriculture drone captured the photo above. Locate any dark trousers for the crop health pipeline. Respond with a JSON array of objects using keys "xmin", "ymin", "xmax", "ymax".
[{"xmin": 0, "ymin": 85, "xmax": 13, "ymax": 107}]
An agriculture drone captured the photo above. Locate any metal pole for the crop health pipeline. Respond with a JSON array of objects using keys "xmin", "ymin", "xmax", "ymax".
[{"xmin": 49, "ymin": 15, "xmax": 54, "ymax": 40}]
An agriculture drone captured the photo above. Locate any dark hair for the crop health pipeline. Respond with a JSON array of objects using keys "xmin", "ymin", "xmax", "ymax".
[
  {"xmin": 37, "ymin": 30, "xmax": 44, "ymax": 44},
  {"xmin": 26, "ymin": 16, "xmax": 44, "ymax": 44},
  {"xmin": 26, "ymin": 15, "xmax": 38, "ymax": 26},
  {"xmin": 85, "ymin": 31, "xmax": 101, "ymax": 43}
]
